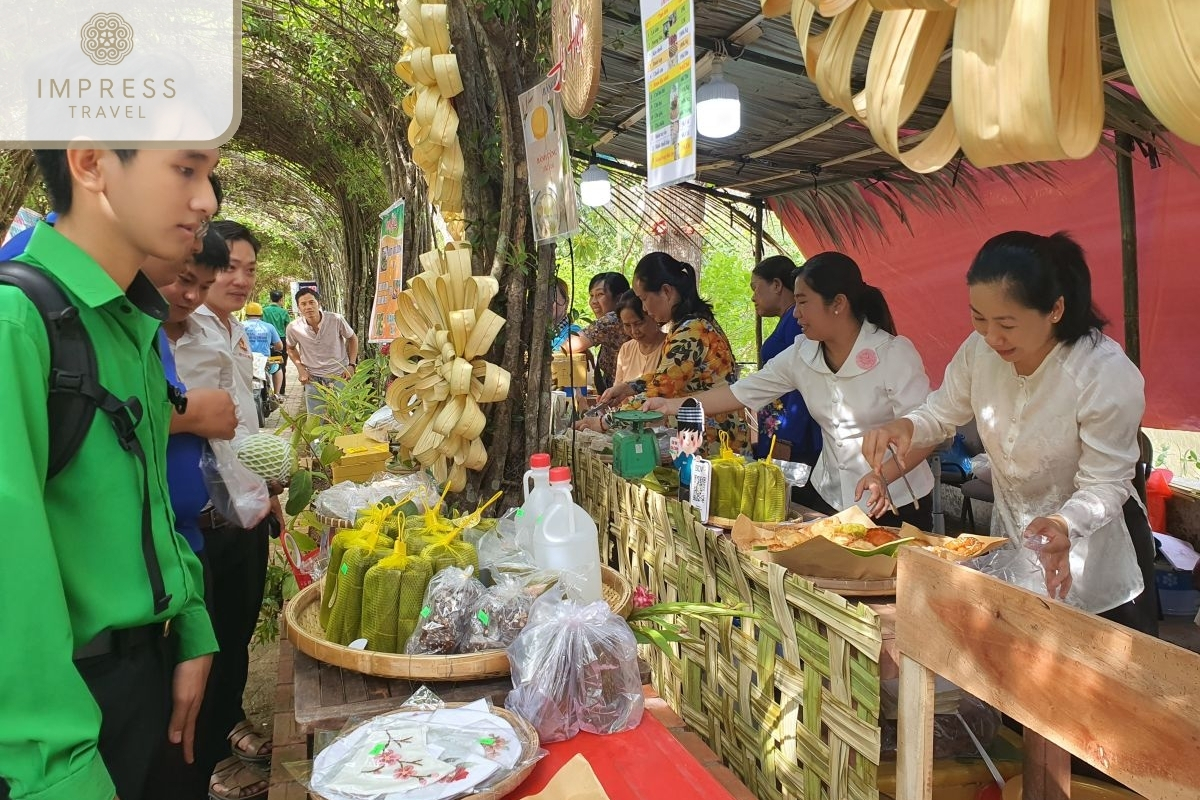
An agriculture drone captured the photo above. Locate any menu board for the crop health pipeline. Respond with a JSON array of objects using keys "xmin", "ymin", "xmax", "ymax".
[{"xmin": 640, "ymin": 0, "xmax": 697, "ymax": 190}]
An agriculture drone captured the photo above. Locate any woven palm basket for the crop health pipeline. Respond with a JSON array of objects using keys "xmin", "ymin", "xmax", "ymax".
[{"xmin": 287, "ymin": 565, "xmax": 634, "ymax": 680}]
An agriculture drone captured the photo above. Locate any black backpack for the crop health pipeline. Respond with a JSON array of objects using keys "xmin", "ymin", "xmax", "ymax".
[{"xmin": 0, "ymin": 260, "xmax": 173, "ymax": 613}]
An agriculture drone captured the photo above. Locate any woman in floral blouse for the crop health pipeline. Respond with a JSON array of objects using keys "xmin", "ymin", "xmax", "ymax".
[
  {"xmin": 561, "ymin": 272, "xmax": 630, "ymax": 393},
  {"xmin": 599, "ymin": 252, "xmax": 748, "ymax": 455}
]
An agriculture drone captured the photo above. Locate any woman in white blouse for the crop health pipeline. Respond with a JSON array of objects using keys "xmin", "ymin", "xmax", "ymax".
[
  {"xmin": 862, "ymin": 231, "xmax": 1155, "ymax": 634},
  {"xmin": 645, "ymin": 252, "xmax": 935, "ymax": 529}
]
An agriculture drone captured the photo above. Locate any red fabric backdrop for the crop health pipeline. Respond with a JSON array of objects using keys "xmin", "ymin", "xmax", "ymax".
[{"xmin": 771, "ymin": 139, "xmax": 1200, "ymax": 431}]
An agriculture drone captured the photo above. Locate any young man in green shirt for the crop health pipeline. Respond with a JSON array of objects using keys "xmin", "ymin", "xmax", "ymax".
[{"xmin": 0, "ymin": 148, "xmax": 220, "ymax": 800}]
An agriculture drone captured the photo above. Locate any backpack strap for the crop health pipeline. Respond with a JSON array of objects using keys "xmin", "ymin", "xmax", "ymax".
[
  {"xmin": 0, "ymin": 261, "xmax": 97, "ymax": 479},
  {"xmin": 0, "ymin": 260, "xmax": 172, "ymax": 614}
]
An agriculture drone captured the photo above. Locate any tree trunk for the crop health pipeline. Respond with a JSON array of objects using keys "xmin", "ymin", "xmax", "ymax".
[
  {"xmin": 447, "ymin": 2, "xmax": 555, "ymax": 507},
  {"xmin": 0, "ymin": 150, "xmax": 39, "ymax": 226}
]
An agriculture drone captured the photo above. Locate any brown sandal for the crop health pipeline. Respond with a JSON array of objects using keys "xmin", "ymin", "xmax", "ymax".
[
  {"xmin": 208, "ymin": 756, "xmax": 268, "ymax": 800},
  {"xmin": 228, "ymin": 719, "xmax": 272, "ymax": 766}
]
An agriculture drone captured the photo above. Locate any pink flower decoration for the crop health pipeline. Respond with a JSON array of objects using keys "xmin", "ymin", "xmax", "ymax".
[
  {"xmin": 855, "ymin": 349, "xmax": 879, "ymax": 370},
  {"xmin": 633, "ymin": 586, "xmax": 656, "ymax": 609}
]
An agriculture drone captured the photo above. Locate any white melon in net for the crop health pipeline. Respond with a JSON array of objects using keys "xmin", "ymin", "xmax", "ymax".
[{"xmin": 235, "ymin": 433, "xmax": 295, "ymax": 483}]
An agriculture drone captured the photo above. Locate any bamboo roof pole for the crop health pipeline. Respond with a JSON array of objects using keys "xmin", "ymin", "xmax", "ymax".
[
  {"xmin": 754, "ymin": 203, "xmax": 766, "ymax": 366},
  {"xmin": 1115, "ymin": 130, "xmax": 1140, "ymax": 367}
]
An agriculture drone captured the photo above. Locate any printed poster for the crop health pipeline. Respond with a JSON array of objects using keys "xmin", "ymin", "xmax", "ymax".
[
  {"xmin": 640, "ymin": 0, "xmax": 696, "ymax": 191},
  {"xmin": 519, "ymin": 76, "xmax": 579, "ymax": 245},
  {"xmin": 370, "ymin": 200, "xmax": 405, "ymax": 343}
]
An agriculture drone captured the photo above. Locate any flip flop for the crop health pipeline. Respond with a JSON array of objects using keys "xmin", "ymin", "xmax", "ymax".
[
  {"xmin": 228, "ymin": 719, "xmax": 272, "ymax": 766},
  {"xmin": 208, "ymin": 756, "xmax": 268, "ymax": 800}
]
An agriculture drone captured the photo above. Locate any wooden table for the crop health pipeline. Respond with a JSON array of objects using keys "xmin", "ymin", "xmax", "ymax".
[{"xmin": 269, "ymin": 638, "xmax": 757, "ymax": 800}]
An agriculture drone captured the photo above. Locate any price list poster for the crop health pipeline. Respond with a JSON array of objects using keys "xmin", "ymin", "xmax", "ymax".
[{"xmin": 640, "ymin": 0, "xmax": 696, "ymax": 190}]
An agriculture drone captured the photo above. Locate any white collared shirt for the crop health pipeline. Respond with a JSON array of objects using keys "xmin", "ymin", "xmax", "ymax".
[
  {"xmin": 730, "ymin": 322, "xmax": 935, "ymax": 512},
  {"xmin": 905, "ymin": 332, "xmax": 1144, "ymax": 613},
  {"xmin": 192, "ymin": 305, "xmax": 259, "ymax": 438}
]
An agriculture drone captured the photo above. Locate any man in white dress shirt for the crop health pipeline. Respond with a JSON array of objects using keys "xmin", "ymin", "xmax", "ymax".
[{"xmin": 183, "ymin": 220, "xmax": 278, "ymax": 794}]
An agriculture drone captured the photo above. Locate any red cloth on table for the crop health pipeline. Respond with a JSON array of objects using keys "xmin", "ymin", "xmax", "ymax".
[{"xmin": 509, "ymin": 713, "xmax": 736, "ymax": 800}]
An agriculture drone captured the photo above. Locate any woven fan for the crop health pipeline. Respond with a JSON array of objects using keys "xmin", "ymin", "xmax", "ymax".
[
  {"xmin": 551, "ymin": 0, "xmax": 601, "ymax": 119},
  {"xmin": 953, "ymin": 0, "xmax": 1103, "ymax": 167},
  {"xmin": 1112, "ymin": 0, "xmax": 1200, "ymax": 146}
]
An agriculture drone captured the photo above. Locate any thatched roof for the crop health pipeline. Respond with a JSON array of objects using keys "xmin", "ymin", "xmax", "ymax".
[{"xmin": 589, "ymin": 0, "xmax": 1165, "ymax": 210}]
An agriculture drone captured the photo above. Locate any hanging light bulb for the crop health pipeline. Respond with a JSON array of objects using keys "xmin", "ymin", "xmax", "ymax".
[
  {"xmin": 580, "ymin": 152, "xmax": 611, "ymax": 207},
  {"xmin": 697, "ymin": 56, "xmax": 741, "ymax": 139}
]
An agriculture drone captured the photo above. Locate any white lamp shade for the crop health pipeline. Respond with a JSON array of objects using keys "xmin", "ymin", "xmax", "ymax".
[
  {"xmin": 697, "ymin": 67, "xmax": 741, "ymax": 139},
  {"xmin": 580, "ymin": 163, "xmax": 612, "ymax": 206}
]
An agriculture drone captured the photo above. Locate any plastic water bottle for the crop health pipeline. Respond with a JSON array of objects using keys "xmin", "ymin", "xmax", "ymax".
[
  {"xmin": 534, "ymin": 467, "xmax": 602, "ymax": 603},
  {"xmin": 516, "ymin": 453, "xmax": 553, "ymax": 552}
]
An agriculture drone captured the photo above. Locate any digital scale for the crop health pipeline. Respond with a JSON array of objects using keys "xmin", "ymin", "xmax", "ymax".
[{"xmin": 611, "ymin": 410, "xmax": 664, "ymax": 479}]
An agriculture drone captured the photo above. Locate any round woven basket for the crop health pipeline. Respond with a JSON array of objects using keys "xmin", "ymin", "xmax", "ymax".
[
  {"xmin": 309, "ymin": 703, "xmax": 540, "ymax": 800},
  {"xmin": 286, "ymin": 565, "xmax": 634, "ymax": 680}
]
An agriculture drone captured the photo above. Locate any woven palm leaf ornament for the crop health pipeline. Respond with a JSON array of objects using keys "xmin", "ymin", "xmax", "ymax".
[
  {"xmin": 786, "ymin": 0, "xmax": 1200, "ymax": 167},
  {"xmin": 394, "ymin": 0, "xmax": 467, "ymax": 242},
  {"xmin": 1111, "ymin": 0, "xmax": 1200, "ymax": 146},
  {"xmin": 385, "ymin": 247, "xmax": 512, "ymax": 492},
  {"xmin": 549, "ymin": 0, "xmax": 602, "ymax": 119}
]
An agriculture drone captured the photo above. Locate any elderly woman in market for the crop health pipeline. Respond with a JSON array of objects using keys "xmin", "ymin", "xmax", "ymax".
[
  {"xmin": 644, "ymin": 252, "xmax": 935, "ymax": 530},
  {"xmin": 750, "ymin": 255, "xmax": 823, "ymax": 467},
  {"xmin": 560, "ymin": 271, "xmax": 631, "ymax": 393},
  {"xmin": 862, "ymin": 231, "xmax": 1157, "ymax": 634},
  {"xmin": 574, "ymin": 291, "xmax": 667, "ymax": 434},
  {"xmin": 596, "ymin": 251, "xmax": 748, "ymax": 455}
]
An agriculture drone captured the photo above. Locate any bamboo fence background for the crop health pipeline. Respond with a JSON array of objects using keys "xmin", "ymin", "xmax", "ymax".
[{"xmin": 553, "ymin": 440, "xmax": 885, "ymax": 800}]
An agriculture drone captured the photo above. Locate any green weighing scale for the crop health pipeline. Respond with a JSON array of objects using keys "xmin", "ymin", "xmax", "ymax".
[{"xmin": 611, "ymin": 410, "xmax": 664, "ymax": 479}]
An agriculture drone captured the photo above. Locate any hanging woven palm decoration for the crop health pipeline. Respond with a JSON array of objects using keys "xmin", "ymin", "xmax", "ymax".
[
  {"xmin": 550, "ymin": 0, "xmax": 602, "ymax": 119},
  {"xmin": 391, "ymin": 0, "xmax": 512, "ymax": 491},
  {"xmin": 394, "ymin": 0, "xmax": 467, "ymax": 242},
  {"xmin": 386, "ymin": 248, "xmax": 511, "ymax": 492}
]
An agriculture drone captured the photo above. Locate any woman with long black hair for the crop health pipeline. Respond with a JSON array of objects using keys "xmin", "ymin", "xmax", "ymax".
[
  {"xmin": 645, "ymin": 251, "xmax": 935, "ymax": 529},
  {"xmin": 863, "ymin": 231, "xmax": 1156, "ymax": 634},
  {"xmin": 599, "ymin": 252, "xmax": 747, "ymax": 455}
]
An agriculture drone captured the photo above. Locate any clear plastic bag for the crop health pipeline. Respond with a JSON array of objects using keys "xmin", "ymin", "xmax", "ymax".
[
  {"xmin": 475, "ymin": 510, "xmax": 537, "ymax": 586},
  {"xmin": 459, "ymin": 576, "xmax": 536, "ymax": 653},
  {"xmin": 880, "ymin": 692, "xmax": 1001, "ymax": 760},
  {"xmin": 315, "ymin": 472, "xmax": 440, "ymax": 522},
  {"xmin": 405, "ymin": 567, "xmax": 485, "ymax": 655},
  {"xmin": 200, "ymin": 440, "xmax": 270, "ymax": 529},
  {"xmin": 505, "ymin": 587, "xmax": 644, "ymax": 743},
  {"xmin": 363, "ymin": 405, "xmax": 398, "ymax": 443}
]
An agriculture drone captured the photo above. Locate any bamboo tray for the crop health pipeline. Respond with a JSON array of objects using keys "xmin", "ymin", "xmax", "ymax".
[
  {"xmin": 309, "ymin": 702, "xmax": 540, "ymax": 800},
  {"xmin": 286, "ymin": 565, "xmax": 634, "ymax": 680}
]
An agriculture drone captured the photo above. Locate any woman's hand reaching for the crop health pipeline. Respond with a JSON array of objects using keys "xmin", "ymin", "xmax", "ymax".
[
  {"xmin": 861, "ymin": 419, "xmax": 916, "ymax": 473},
  {"xmin": 1024, "ymin": 515, "xmax": 1073, "ymax": 600},
  {"xmin": 642, "ymin": 396, "xmax": 682, "ymax": 416},
  {"xmin": 598, "ymin": 382, "xmax": 634, "ymax": 407},
  {"xmin": 854, "ymin": 471, "xmax": 895, "ymax": 518}
]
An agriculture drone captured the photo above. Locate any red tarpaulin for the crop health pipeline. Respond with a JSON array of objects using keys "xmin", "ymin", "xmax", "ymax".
[{"xmin": 771, "ymin": 139, "xmax": 1200, "ymax": 432}]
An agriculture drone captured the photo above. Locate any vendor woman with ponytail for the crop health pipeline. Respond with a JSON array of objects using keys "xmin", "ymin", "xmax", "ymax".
[
  {"xmin": 645, "ymin": 251, "xmax": 935, "ymax": 530},
  {"xmin": 862, "ymin": 231, "xmax": 1156, "ymax": 634},
  {"xmin": 598, "ymin": 251, "xmax": 748, "ymax": 454}
]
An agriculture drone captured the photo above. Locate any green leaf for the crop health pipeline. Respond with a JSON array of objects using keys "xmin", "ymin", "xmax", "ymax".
[
  {"xmin": 640, "ymin": 628, "xmax": 678, "ymax": 660},
  {"xmin": 292, "ymin": 510, "xmax": 322, "ymax": 533},
  {"xmin": 290, "ymin": 530, "xmax": 318, "ymax": 552},
  {"xmin": 281, "ymin": 572, "xmax": 300, "ymax": 600},
  {"xmin": 286, "ymin": 470, "xmax": 314, "ymax": 516},
  {"xmin": 320, "ymin": 442, "xmax": 343, "ymax": 467}
]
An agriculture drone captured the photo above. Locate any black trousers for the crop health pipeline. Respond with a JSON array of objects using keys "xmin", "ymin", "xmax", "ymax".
[
  {"xmin": 278, "ymin": 349, "xmax": 288, "ymax": 395},
  {"xmin": 75, "ymin": 631, "xmax": 174, "ymax": 800},
  {"xmin": 1097, "ymin": 497, "xmax": 1160, "ymax": 637},
  {"xmin": 792, "ymin": 480, "xmax": 934, "ymax": 532},
  {"xmin": 192, "ymin": 522, "xmax": 269, "ymax": 781}
]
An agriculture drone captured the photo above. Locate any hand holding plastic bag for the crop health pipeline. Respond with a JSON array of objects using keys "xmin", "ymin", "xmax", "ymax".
[{"xmin": 200, "ymin": 440, "xmax": 270, "ymax": 529}]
